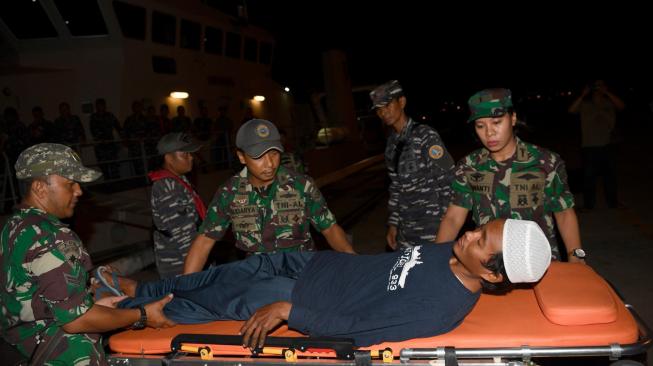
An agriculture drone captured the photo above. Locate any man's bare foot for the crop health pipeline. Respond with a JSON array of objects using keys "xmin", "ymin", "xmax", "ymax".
[{"xmin": 94, "ymin": 267, "xmax": 138, "ymax": 297}]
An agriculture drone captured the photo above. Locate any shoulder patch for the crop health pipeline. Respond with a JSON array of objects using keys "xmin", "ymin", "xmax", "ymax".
[{"xmin": 428, "ymin": 145, "xmax": 444, "ymax": 159}]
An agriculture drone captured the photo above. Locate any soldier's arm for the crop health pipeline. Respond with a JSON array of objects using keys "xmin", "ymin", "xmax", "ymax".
[
  {"xmin": 183, "ymin": 234, "xmax": 217, "ymax": 274},
  {"xmin": 387, "ymin": 170, "xmax": 400, "ymax": 227},
  {"xmin": 422, "ymin": 128, "xmax": 454, "ymax": 175},
  {"xmin": 89, "ymin": 118, "xmax": 101, "ymax": 139},
  {"xmin": 553, "ymin": 208, "xmax": 584, "ymax": 264},
  {"xmin": 184, "ymin": 189, "xmax": 231, "ymax": 273},
  {"xmin": 151, "ymin": 180, "xmax": 195, "ymax": 232},
  {"xmin": 62, "ymin": 294, "xmax": 176, "ymax": 333},
  {"xmin": 112, "ymin": 114, "xmax": 123, "ymax": 135},
  {"xmin": 435, "ymin": 204, "xmax": 469, "ymax": 243},
  {"xmin": 321, "ymin": 223, "xmax": 355, "ymax": 254},
  {"xmin": 386, "ymin": 225, "xmax": 398, "ymax": 250},
  {"xmin": 384, "ymin": 138, "xmax": 401, "ymax": 226},
  {"xmin": 422, "ymin": 128, "xmax": 455, "ymax": 210},
  {"xmin": 75, "ymin": 117, "xmax": 87, "ymax": 143}
]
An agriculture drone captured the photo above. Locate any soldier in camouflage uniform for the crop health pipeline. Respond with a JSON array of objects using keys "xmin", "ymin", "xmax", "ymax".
[
  {"xmin": 122, "ymin": 100, "xmax": 147, "ymax": 175},
  {"xmin": 436, "ymin": 88, "xmax": 584, "ymax": 262},
  {"xmin": 54, "ymin": 102, "xmax": 87, "ymax": 146},
  {"xmin": 183, "ymin": 119, "xmax": 355, "ymax": 274},
  {"xmin": 0, "ymin": 143, "xmax": 174, "ymax": 365},
  {"xmin": 148, "ymin": 133, "xmax": 205, "ymax": 278},
  {"xmin": 89, "ymin": 98, "xmax": 122, "ymax": 180},
  {"xmin": 370, "ymin": 80, "xmax": 455, "ymax": 249}
]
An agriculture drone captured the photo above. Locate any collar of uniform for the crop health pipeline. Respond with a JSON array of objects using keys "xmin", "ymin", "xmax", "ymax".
[
  {"xmin": 397, "ymin": 117, "xmax": 415, "ymax": 140},
  {"xmin": 16, "ymin": 203, "xmax": 65, "ymax": 225},
  {"xmin": 514, "ymin": 137, "xmax": 534, "ymax": 162},
  {"xmin": 477, "ymin": 147, "xmax": 490, "ymax": 165},
  {"xmin": 479, "ymin": 137, "xmax": 531, "ymax": 165},
  {"xmin": 238, "ymin": 166, "xmax": 290, "ymax": 194}
]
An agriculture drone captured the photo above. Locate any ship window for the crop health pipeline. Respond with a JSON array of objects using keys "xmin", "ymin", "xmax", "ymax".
[
  {"xmin": 113, "ymin": 1, "xmax": 145, "ymax": 40},
  {"xmin": 0, "ymin": 1, "xmax": 57, "ymax": 39},
  {"xmin": 259, "ymin": 41, "xmax": 273, "ymax": 65},
  {"xmin": 54, "ymin": 0, "xmax": 107, "ymax": 36},
  {"xmin": 180, "ymin": 19, "xmax": 201, "ymax": 50},
  {"xmin": 225, "ymin": 32, "xmax": 241, "ymax": 59},
  {"xmin": 243, "ymin": 37, "xmax": 257, "ymax": 62},
  {"xmin": 152, "ymin": 56, "xmax": 177, "ymax": 74},
  {"xmin": 152, "ymin": 11, "xmax": 176, "ymax": 46},
  {"xmin": 204, "ymin": 26, "xmax": 223, "ymax": 55}
]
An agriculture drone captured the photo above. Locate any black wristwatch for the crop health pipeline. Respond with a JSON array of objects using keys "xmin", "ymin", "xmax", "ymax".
[
  {"xmin": 131, "ymin": 305, "xmax": 147, "ymax": 330},
  {"xmin": 570, "ymin": 248, "xmax": 587, "ymax": 259}
]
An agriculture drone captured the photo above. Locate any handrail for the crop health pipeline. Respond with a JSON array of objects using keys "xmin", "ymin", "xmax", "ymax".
[{"xmin": 314, "ymin": 154, "xmax": 384, "ymax": 188}]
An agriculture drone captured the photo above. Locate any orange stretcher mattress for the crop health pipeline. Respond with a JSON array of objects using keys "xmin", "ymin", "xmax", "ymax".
[{"xmin": 109, "ymin": 262, "xmax": 639, "ymax": 356}]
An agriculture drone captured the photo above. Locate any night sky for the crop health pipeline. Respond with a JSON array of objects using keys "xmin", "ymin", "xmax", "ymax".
[{"xmin": 244, "ymin": 2, "xmax": 651, "ymax": 109}]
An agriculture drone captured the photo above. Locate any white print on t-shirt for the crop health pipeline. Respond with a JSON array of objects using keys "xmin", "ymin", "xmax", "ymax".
[{"xmin": 387, "ymin": 246, "xmax": 423, "ymax": 291}]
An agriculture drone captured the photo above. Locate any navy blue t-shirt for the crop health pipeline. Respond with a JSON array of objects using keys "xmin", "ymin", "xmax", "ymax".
[{"xmin": 288, "ymin": 243, "xmax": 480, "ymax": 346}]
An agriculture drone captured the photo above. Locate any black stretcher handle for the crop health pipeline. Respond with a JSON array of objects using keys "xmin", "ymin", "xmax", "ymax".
[{"xmin": 170, "ymin": 334, "xmax": 357, "ymax": 359}]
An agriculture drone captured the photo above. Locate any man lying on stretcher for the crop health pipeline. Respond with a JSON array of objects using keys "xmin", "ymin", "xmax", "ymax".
[{"xmin": 99, "ymin": 218, "xmax": 552, "ymax": 348}]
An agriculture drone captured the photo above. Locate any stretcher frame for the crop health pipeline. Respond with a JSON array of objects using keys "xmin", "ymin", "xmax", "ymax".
[
  {"xmin": 107, "ymin": 301, "xmax": 650, "ymax": 366},
  {"xmin": 107, "ymin": 262, "xmax": 651, "ymax": 366}
]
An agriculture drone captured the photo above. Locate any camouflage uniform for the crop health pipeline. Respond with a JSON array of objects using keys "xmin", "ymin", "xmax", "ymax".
[
  {"xmin": 193, "ymin": 116, "xmax": 213, "ymax": 142},
  {"xmin": 122, "ymin": 113, "xmax": 147, "ymax": 175},
  {"xmin": 385, "ymin": 118, "xmax": 455, "ymax": 246},
  {"xmin": 451, "ymin": 138, "xmax": 575, "ymax": 259},
  {"xmin": 200, "ymin": 165, "xmax": 336, "ymax": 253},
  {"xmin": 54, "ymin": 115, "xmax": 86, "ymax": 145},
  {"xmin": 28, "ymin": 119, "xmax": 57, "ymax": 145},
  {"xmin": 89, "ymin": 111, "xmax": 121, "ymax": 179},
  {"xmin": 281, "ymin": 151, "xmax": 306, "ymax": 173},
  {"xmin": 150, "ymin": 175, "xmax": 202, "ymax": 278},
  {"xmin": 171, "ymin": 116, "xmax": 192, "ymax": 133},
  {"xmin": 0, "ymin": 205, "xmax": 103, "ymax": 365}
]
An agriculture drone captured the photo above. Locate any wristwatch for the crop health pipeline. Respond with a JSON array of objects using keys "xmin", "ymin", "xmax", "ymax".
[
  {"xmin": 569, "ymin": 248, "xmax": 587, "ymax": 259},
  {"xmin": 130, "ymin": 305, "xmax": 147, "ymax": 330}
]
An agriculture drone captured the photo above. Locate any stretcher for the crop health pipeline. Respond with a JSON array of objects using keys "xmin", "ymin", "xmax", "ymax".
[{"xmin": 107, "ymin": 262, "xmax": 651, "ymax": 365}]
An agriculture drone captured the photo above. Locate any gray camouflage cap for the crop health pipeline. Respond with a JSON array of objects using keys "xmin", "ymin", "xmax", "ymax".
[
  {"xmin": 236, "ymin": 119, "xmax": 284, "ymax": 158},
  {"xmin": 15, "ymin": 143, "xmax": 102, "ymax": 182},
  {"xmin": 370, "ymin": 80, "xmax": 404, "ymax": 109}
]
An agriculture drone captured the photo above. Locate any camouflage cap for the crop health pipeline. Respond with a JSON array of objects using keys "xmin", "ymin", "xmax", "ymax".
[
  {"xmin": 236, "ymin": 119, "xmax": 284, "ymax": 158},
  {"xmin": 467, "ymin": 88, "xmax": 513, "ymax": 122},
  {"xmin": 15, "ymin": 143, "xmax": 102, "ymax": 182},
  {"xmin": 157, "ymin": 132, "xmax": 202, "ymax": 155},
  {"xmin": 369, "ymin": 80, "xmax": 404, "ymax": 109}
]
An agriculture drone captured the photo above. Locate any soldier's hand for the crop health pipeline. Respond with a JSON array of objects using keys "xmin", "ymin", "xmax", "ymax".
[
  {"xmin": 145, "ymin": 294, "xmax": 176, "ymax": 328},
  {"xmin": 240, "ymin": 302, "xmax": 291, "ymax": 349},
  {"xmin": 386, "ymin": 225, "xmax": 398, "ymax": 250}
]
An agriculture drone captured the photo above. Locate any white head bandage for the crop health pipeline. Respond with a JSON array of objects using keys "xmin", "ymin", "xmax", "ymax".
[{"xmin": 502, "ymin": 219, "xmax": 552, "ymax": 283}]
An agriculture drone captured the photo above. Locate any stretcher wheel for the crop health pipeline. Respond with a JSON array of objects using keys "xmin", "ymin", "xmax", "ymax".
[
  {"xmin": 199, "ymin": 346, "xmax": 213, "ymax": 360},
  {"xmin": 284, "ymin": 348, "xmax": 298, "ymax": 362},
  {"xmin": 381, "ymin": 348, "xmax": 393, "ymax": 363},
  {"xmin": 610, "ymin": 361, "xmax": 644, "ymax": 366}
]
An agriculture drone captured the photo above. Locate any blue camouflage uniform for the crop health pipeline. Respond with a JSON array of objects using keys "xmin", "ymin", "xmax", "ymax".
[{"xmin": 385, "ymin": 118, "xmax": 455, "ymax": 246}]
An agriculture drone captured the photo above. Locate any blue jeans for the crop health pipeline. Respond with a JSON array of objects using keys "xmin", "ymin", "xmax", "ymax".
[{"xmin": 118, "ymin": 252, "xmax": 314, "ymax": 323}]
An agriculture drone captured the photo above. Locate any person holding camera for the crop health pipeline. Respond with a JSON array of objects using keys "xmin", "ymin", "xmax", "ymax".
[{"xmin": 568, "ymin": 80, "xmax": 625, "ymax": 209}]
